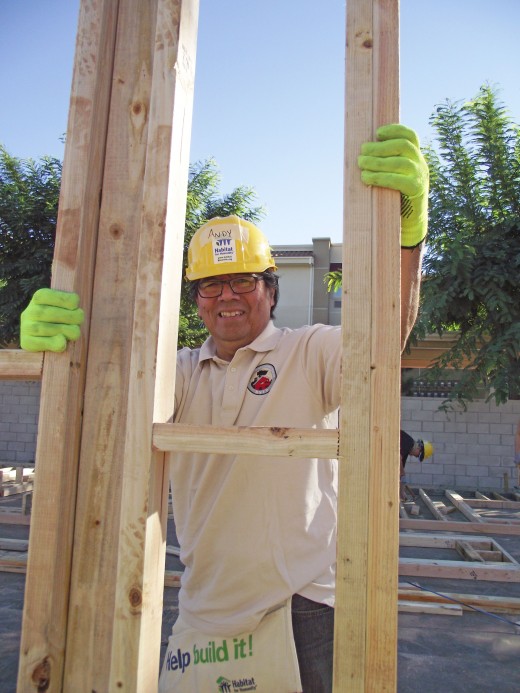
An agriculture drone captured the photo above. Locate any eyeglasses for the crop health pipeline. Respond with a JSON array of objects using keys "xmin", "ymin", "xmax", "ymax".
[{"xmin": 197, "ymin": 275, "xmax": 264, "ymax": 298}]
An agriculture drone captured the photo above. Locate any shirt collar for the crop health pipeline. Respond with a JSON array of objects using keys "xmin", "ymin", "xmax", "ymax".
[{"xmin": 198, "ymin": 320, "xmax": 282, "ymax": 364}]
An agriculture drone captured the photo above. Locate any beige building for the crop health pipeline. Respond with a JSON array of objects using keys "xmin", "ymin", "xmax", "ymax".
[
  {"xmin": 272, "ymin": 238, "xmax": 458, "ymax": 371},
  {"xmin": 272, "ymin": 238, "xmax": 342, "ymax": 328}
]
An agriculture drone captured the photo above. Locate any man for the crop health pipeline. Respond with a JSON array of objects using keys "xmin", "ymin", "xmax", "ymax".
[
  {"xmin": 400, "ymin": 430, "xmax": 433, "ymax": 471},
  {"xmin": 399, "ymin": 430, "xmax": 433, "ymax": 500},
  {"xmin": 21, "ymin": 124, "xmax": 428, "ymax": 691},
  {"xmin": 515, "ymin": 419, "xmax": 520, "ymax": 485}
]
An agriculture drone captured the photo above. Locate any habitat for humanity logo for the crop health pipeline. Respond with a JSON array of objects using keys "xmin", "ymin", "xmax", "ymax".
[
  {"xmin": 212, "ymin": 237, "xmax": 236, "ymax": 264},
  {"xmin": 216, "ymin": 675, "xmax": 257, "ymax": 692}
]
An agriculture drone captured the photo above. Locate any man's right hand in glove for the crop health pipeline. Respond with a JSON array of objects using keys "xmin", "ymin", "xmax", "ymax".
[{"xmin": 20, "ymin": 288, "xmax": 84, "ymax": 353}]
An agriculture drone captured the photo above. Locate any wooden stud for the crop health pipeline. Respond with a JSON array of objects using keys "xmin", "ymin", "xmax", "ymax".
[
  {"xmin": 0, "ymin": 557, "xmax": 27, "ymax": 574},
  {"xmin": 17, "ymin": 1, "xmax": 199, "ymax": 691},
  {"xmin": 153, "ymin": 422, "xmax": 339, "ymax": 458},
  {"xmin": 335, "ymin": 1, "xmax": 401, "ymax": 691},
  {"xmin": 398, "ymin": 600, "xmax": 463, "ymax": 616},
  {"xmin": 399, "ymin": 557, "xmax": 520, "ymax": 582},
  {"xmin": 418, "ymin": 487, "xmax": 450, "ymax": 520},
  {"xmin": 0, "ymin": 537, "xmax": 29, "ymax": 552},
  {"xmin": 400, "ymin": 517, "xmax": 520, "ymax": 536},
  {"xmin": 445, "ymin": 490, "xmax": 487, "ymax": 523},
  {"xmin": 399, "ymin": 532, "xmax": 510, "ymax": 554},
  {"xmin": 0, "ymin": 482, "xmax": 33, "ymax": 498},
  {"xmin": 0, "ymin": 350, "xmax": 42, "ymax": 380},
  {"xmin": 63, "ymin": 2, "xmax": 198, "ymax": 690},
  {"xmin": 18, "ymin": 1, "xmax": 119, "ymax": 688},
  {"xmin": 0, "ymin": 513, "xmax": 31, "ymax": 526},
  {"xmin": 455, "ymin": 541, "xmax": 486, "ymax": 563},
  {"xmin": 397, "ymin": 586, "xmax": 520, "ymax": 614},
  {"xmin": 463, "ymin": 498, "xmax": 520, "ymax": 511},
  {"xmin": 446, "ymin": 490, "xmax": 520, "ymax": 524},
  {"xmin": 492, "ymin": 491, "xmax": 513, "ymax": 501}
]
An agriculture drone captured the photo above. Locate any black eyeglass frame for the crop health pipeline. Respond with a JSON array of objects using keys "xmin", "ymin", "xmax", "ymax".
[{"xmin": 196, "ymin": 274, "xmax": 265, "ymax": 298}]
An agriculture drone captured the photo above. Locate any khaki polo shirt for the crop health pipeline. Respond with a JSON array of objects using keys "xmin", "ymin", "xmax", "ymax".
[{"xmin": 172, "ymin": 320, "xmax": 341, "ymax": 635}]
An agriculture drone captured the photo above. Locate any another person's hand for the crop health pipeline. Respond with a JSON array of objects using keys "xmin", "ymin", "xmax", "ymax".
[
  {"xmin": 358, "ymin": 124, "xmax": 429, "ymax": 248},
  {"xmin": 20, "ymin": 288, "xmax": 84, "ymax": 353}
]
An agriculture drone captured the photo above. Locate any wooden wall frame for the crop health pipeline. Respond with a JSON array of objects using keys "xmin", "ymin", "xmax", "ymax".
[{"xmin": 0, "ymin": 1, "xmax": 402, "ymax": 691}]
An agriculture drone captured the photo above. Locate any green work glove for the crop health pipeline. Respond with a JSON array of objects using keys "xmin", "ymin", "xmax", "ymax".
[
  {"xmin": 358, "ymin": 124, "xmax": 429, "ymax": 248},
  {"xmin": 20, "ymin": 288, "xmax": 84, "ymax": 353}
]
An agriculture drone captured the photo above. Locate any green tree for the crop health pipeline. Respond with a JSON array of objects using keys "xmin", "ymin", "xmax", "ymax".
[
  {"xmin": 416, "ymin": 84, "xmax": 520, "ymax": 407},
  {"xmin": 0, "ymin": 149, "xmax": 264, "ymax": 348},
  {"xmin": 0, "ymin": 146, "xmax": 61, "ymax": 346},
  {"xmin": 324, "ymin": 85, "xmax": 520, "ymax": 408}
]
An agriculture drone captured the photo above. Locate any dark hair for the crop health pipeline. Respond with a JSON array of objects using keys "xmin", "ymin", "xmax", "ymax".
[
  {"xmin": 187, "ymin": 270, "xmax": 280, "ymax": 319},
  {"xmin": 263, "ymin": 270, "xmax": 280, "ymax": 318}
]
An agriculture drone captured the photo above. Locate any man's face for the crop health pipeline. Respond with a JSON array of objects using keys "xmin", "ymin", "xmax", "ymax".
[
  {"xmin": 195, "ymin": 273, "xmax": 275, "ymax": 361},
  {"xmin": 411, "ymin": 442, "xmax": 421, "ymax": 459}
]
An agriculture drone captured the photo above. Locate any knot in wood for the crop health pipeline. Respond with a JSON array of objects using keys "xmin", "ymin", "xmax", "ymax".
[
  {"xmin": 31, "ymin": 656, "xmax": 51, "ymax": 691},
  {"xmin": 270, "ymin": 427, "xmax": 289, "ymax": 438},
  {"xmin": 130, "ymin": 100, "xmax": 147, "ymax": 128},
  {"xmin": 109, "ymin": 223, "xmax": 123, "ymax": 240},
  {"xmin": 129, "ymin": 586, "xmax": 142, "ymax": 608}
]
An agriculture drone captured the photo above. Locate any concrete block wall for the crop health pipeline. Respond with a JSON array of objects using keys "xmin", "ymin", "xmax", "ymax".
[
  {"xmin": 401, "ymin": 396, "xmax": 520, "ymax": 492},
  {"xmin": 0, "ymin": 380, "xmax": 41, "ymax": 464},
  {"xmin": 2, "ymin": 382, "xmax": 520, "ymax": 492}
]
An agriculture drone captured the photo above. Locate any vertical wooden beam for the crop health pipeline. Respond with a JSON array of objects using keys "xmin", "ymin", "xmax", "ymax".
[
  {"xmin": 18, "ymin": 2, "xmax": 119, "ymax": 690},
  {"xmin": 334, "ymin": 1, "xmax": 400, "ymax": 691},
  {"xmin": 17, "ymin": 1, "xmax": 199, "ymax": 691},
  {"xmin": 138, "ymin": 1, "xmax": 199, "ymax": 687},
  {"xmin": 62, "ymin": 1, "xmax": 198, "ymax": 691}
]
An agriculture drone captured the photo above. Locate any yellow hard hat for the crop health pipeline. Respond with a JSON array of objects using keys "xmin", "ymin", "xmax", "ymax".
[
  {"xmin": 418, "ymin": 440, "xmax": 434, "ymax": 461},
  {"xmin": 185, "ymin": 215, "xmax": 277, "ymax": 281}
]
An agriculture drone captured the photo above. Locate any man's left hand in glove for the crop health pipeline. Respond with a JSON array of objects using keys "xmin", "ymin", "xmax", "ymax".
[{"xmin": 358, "ymin": 123, "xmax": 429, "ymax": 248}]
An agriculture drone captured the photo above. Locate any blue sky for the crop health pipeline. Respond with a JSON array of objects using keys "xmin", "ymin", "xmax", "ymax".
[{"xmin": 1, "ymin": 1, "xmax": 519, "ymax": 245}]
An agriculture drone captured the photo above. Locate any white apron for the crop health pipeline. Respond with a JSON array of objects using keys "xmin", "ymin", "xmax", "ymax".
[{"xmin": 159, "ymin": 599, "xmax": 302, "ymax": 692}]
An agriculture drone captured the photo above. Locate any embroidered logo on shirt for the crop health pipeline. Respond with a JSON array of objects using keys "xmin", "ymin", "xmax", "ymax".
[{"xmin": 247, "ymin": 364, "xmax": 277, "ymax": 395}]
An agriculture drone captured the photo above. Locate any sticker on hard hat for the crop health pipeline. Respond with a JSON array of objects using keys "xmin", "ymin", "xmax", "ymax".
[
  {"xmin": 205, "ymin": 223, "xmax": 249, "ymax": 242},
  {"xmin": 212, "ymin": 237, "xmax": 237, "ymax": 264}
]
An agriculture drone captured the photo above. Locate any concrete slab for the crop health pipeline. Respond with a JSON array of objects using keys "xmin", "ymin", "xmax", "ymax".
[{"xmin": 2, "ymin": 490, "xmax": 520, "ymax": 692}]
